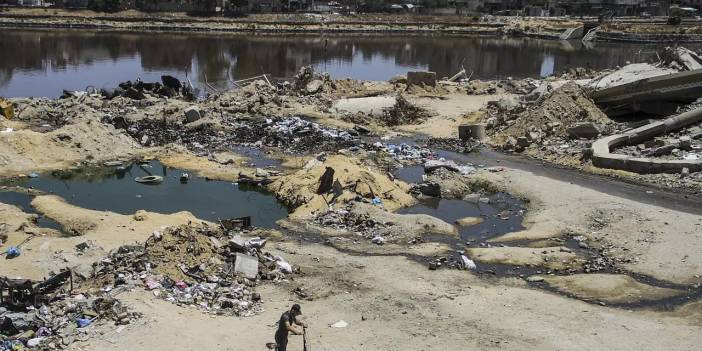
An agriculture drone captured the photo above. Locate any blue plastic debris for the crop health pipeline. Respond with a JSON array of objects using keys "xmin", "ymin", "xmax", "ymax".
[
  {"xmin": 5, "ymin": 247, "xmax": 20, "ymax": 259},
  {"xmin": 76, "ymin": 318, "xmax": 92, "ymax": 328},
  {"xmin": 371, "ymin": 197, "xmax": 382, "ymax": 205}
]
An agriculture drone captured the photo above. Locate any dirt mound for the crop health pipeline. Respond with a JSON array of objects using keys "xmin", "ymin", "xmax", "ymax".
[
  {"xmin": 485, "ymin": 82, "xmax": 610, "ymax": 147},
  {"xmin": 268, "ymin": 154, "xmax": 414, "ymax": 218}
]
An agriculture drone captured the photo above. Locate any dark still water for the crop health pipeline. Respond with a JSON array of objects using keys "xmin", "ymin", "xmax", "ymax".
[
  {"xmin": 1, "ymin": 28, "xmax": 697, "ymax": 98},
  {"xmin": 0, "ymin": 161, "xmax": 288, "ymax": 228}
]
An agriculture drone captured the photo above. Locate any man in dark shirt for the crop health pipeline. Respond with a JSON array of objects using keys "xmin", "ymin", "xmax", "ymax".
[{"xmin": 275, "ymin": 304, "xmax": 307, "ymax": 351}]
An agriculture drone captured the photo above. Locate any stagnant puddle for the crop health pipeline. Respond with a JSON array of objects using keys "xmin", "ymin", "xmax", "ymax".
[
  {"xmin": 0, "ymin": 161, "xmax": 288, "ymax": 229},
  {"xmin": 0, "ymin": 190, "xmax": 64, "ymax": 231},
  {"xmin": 396, "ymin": 195, "xmax": 525, "ymax": 242}
]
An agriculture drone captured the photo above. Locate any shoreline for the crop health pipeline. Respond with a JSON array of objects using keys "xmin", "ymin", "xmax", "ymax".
[{"xmin": 2, "ymin": 9, "xmax": 702, "ymax": 42}]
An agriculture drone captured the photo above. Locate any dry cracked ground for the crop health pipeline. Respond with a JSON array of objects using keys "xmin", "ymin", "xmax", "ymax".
[{"xmin": 0, "ymin": 72, "xmax": 700, "ymax": 351}]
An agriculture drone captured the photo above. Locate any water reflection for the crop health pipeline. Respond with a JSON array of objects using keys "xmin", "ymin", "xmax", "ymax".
[{"xmin": 1, "ymin": 29, "xmax": 697, "ymax": 98}]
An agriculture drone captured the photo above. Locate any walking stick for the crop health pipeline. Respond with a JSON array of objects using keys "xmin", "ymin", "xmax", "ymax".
[{"xmin": 303, "ymin": 327, "xmax": 310, "ymax": 351}]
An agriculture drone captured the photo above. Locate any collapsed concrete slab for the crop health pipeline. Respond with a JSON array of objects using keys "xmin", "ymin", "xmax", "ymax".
[
  {"xmin": 591, "ymin": 106, "xmax": 702, "ymax": 174},
  {"xmin": 591, "ymin": 68, "xmax": 702, "ymax": 116}
]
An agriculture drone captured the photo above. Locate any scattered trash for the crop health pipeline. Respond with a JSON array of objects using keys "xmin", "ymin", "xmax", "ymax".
[
  {"xmin": 371, "ymin": 235, "xmax": 385, "ymax": 245},
  {"xmin": 76, "ymin": 318, "xmax": 93, "ymax": 328},
  {"xmin": 4, "ymin": 246, "xmax": 20, "ymax": 259},
  {"xmin": 460, "ymin": 255, "xmax": 477, "ymax": 270},
  {"xmin": 330, "ymin": 320, "xmax": 348, "ymax": 328},
  {"xmin": 134, "ymin": 175, "xmax": 164, "ymax": 184}
]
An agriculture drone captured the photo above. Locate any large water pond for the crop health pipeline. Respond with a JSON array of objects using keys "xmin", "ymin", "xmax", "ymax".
[
  {"xmin": 2, "ymin": 28, "xmax": 699, "ymax": 97},
  {"xmin": 0, "ymin": 161, "xmax": 288, "ymax": 229}
]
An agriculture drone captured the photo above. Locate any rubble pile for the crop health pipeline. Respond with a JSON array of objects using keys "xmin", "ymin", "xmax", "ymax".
[
  {"xmin": 313, "ymin": 203, "xmax": 393, "ymax": 244},
  {"xmin": 8, "ymin": 98, "xmax": 82, "ymax": 132},
  {"xmin": 103, "ymin": 115, "xmax": 221, "ymax": 148},
  {"xmin": 94, "ymin": 224, "xmax": 292, "ymax": 317},
  {"xmin": 464, "ymin": 78, "xmax": 539, "ymax": 96},
  {"xmin": 657, "ymin": 47, "xmax": 702, "ymax": 71},
  {"xmin": 0, "ymin": 273, "xmax": 140, "ymax": 350},
  {"xmin": 290, "ymin": 66, "xmax": 331, "ymax": 96},
  {"xmin": 484, "ymin": 82, "xmax": 612, "ymax": 153},
  {"xmin": 614, "ymin": 123, "xmax": 702, "ymax": 162}
]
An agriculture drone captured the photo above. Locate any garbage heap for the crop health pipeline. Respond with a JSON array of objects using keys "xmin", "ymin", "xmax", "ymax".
[
  {"xmin": 313, "ymin": 202, "xmax": 392, "ymax": 244},
  {"xmin": 225, "ymin": 116, "xmax": 359, "ymax": 154},
  {"xmin": 94, "ymin": 224, "xmax": 293, "ymax": 317},
  {"xmin": 64, "ymin": 75, "xmax": 196, "ymax": 101},
  {"xmin": 0, "ymin": 274, "xmax": 140, "ymax": 350}
]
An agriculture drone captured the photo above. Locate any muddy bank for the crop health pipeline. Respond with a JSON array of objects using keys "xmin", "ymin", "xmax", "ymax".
[{"xmin": 0, "ymin": 9, "xmax": 584, "ymax": 39}]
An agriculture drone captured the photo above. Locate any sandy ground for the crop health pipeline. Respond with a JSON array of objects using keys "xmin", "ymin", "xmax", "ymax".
[
  {"xmin": 399, "ymin": 93, "xmax": 504, "ymax": 138},
  {"xmin": 0, "ymin": 155, "xmax": 700, "ymax": 351},
  {"xmin": 67, "ymin": 240, "xmax": 701, "ymax": 351},
  {"xmin": 482, "ymin": 167, "xmax": 702, "ymax": 285},
  {"xmin": 0, "ymin": 77, "xmax": 701, "ymax": 350}
]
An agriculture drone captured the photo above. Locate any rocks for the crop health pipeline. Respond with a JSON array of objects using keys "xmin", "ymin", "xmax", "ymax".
[
  {"xmin": 525, "ymin": 275, "xmax": 545, "ymax": 283},
  {"xmin": 417, "ymin": 182, "xmax": 441, "ymax": 197},
  {"xmin": 455, "ymin": 217, "xmax": 483, "ymax": 227},
  {"xmin": 305, "ymin": 80, "xmax": 324, "ymax": 95},
  {"xmin": 255, "ymin": 168, "xmax": 270, "ymax": 178},
  {"xmin": 567, "ymin": 122, "xmax": 601, "ymax": 139},
  {"xmin": 407, "ymin": 71, "xmax": 437, "ymax": 87},
  {"xmin": 183, "ymin": 106, "xmax": 203, "ymax": 124},
  {"xmin": 650, "ymin": 144, "xmax": 676, "ymax": 156}
]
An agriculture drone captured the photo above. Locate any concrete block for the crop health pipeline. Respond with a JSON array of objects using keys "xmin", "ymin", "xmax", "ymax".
[
  {"xmin": 458, "ymin": 124, "xmax": 486, "ymax": 141},
  {"xmin": 184, "ymin": 106, "xmax": 202, "ymax": 123},
  {"xmin": 407, "ymin": 71, "xmax": 437, "ymax": 87},
  {"xmin": 234, "ymin": 253, "xmax": 258, "ymax": 279}
]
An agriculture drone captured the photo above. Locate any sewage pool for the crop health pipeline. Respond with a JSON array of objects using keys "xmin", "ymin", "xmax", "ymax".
[
  {"xmin": 396, "ymin": 192, "xmax": 525, "ymax": 242},
  {"xmin": 0, "ymin": 161, "xmax": 288, "ymax": 229}
]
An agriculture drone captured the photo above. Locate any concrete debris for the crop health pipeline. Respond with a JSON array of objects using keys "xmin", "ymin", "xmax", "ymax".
[
  {"xmin": 183, "ymin": 106, "xmax": 203, "ymax": 124},
  {"xmin": 658, "ymin": 47, "xmax": 702, "ymax": 71},
  {"xmin": 234, "ymin": 253, "xmax": 259, "ymax": 279},
  {"xmin": 407, "ymin": 71, "xmax": 437, "ymax": 87},
  {"xmin": 484, "ymin": 82, "xmax": 610, "ymax": 153},
  {"xmin": 417, "ymin": 182, "xmax": 441, "ymax": 197},
  {"xmin": 586, "ymin": 63, "xmax": 677, "ymax": 91},
  {"xmin": 333, "ymin": 96, "xmax": 396, "ymax": 117},
  {"xmin": 567, "ymin": 122, "xmax": 601, "ymax": 139}
]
